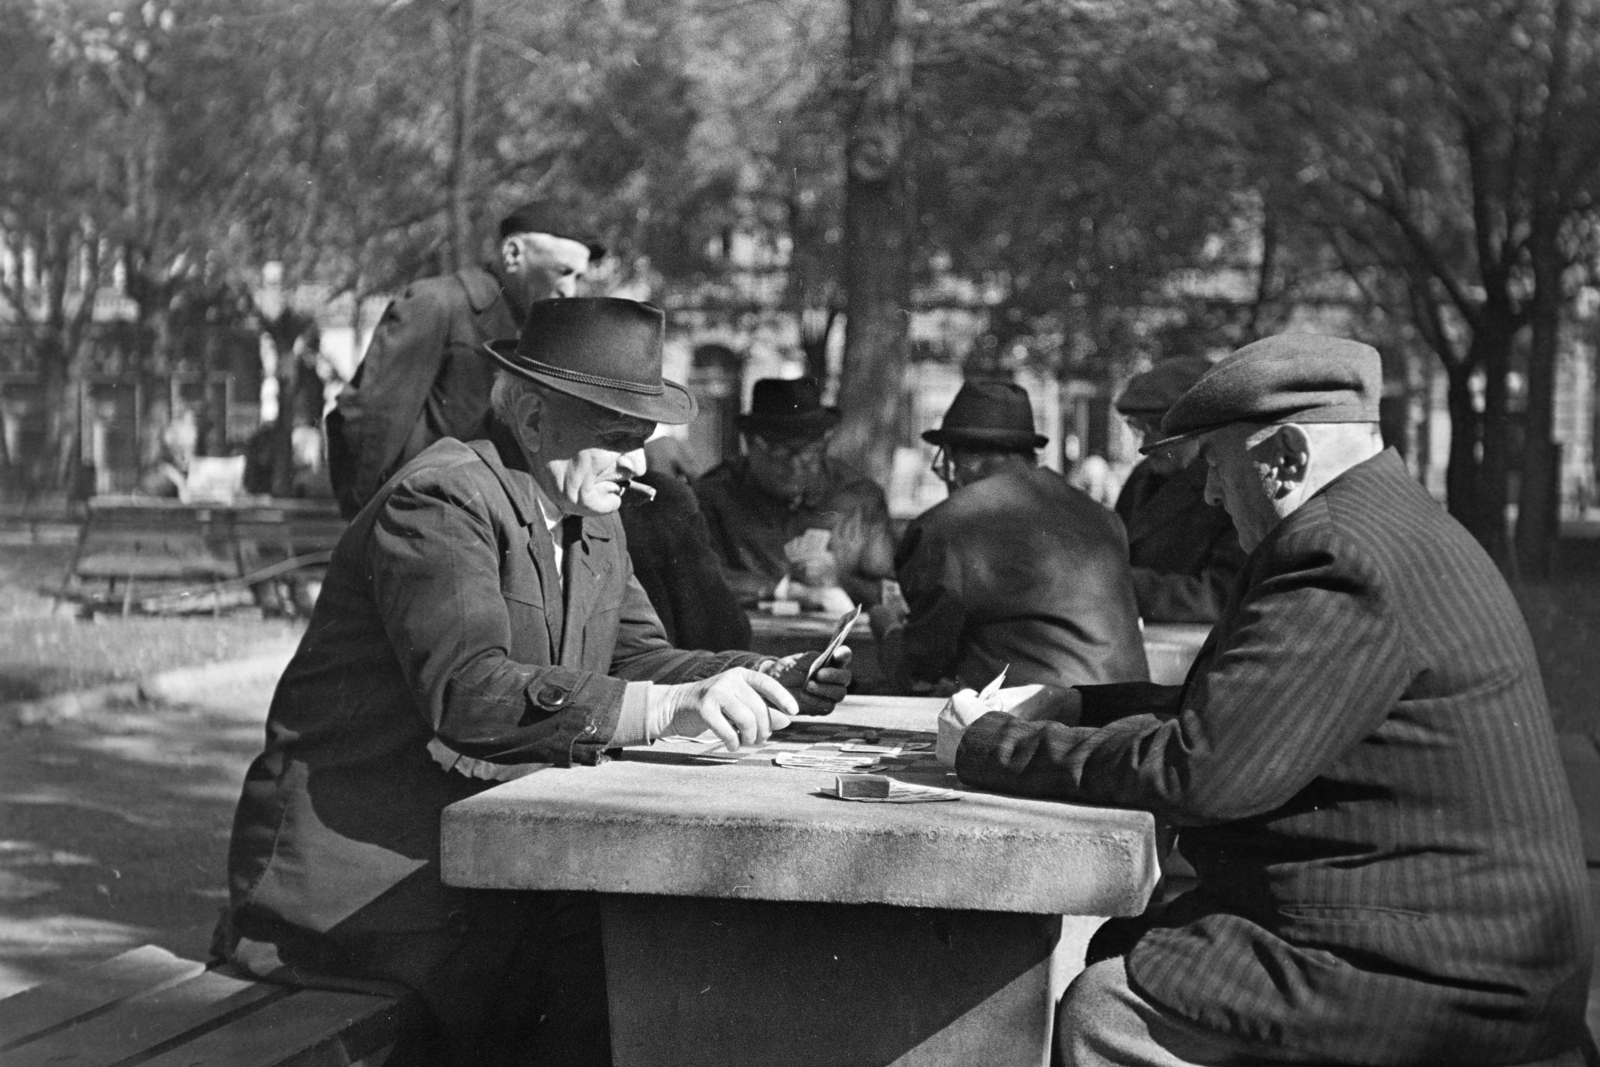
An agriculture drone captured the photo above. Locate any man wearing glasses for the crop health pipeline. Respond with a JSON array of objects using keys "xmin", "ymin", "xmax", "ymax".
[{"xmin": 694, "ymin": 377, "xmax": 897, "ymax": 611}]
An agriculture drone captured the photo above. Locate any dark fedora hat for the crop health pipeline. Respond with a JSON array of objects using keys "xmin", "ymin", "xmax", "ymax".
[
  {"xmin": 737, "ymin": 377, "xmax": 841, "ymax": 440},
  {"xmin": 1116, "ymin": 357, "xmax": 1215, "ymax": 416},
  {"xmin": 922, "ymin": 380, "xmax": 1048, "ymax": 450},
  {"xmin": 1142, "ymin": 334, "xmax": 1381, "ymax": 453},
  {"xmin": 483, "ymin": 297, "xmax": 696, "ymax": 425},
  {"xmin": 498, "ymin": 202, "xmax": 607, "ymax": 262}
]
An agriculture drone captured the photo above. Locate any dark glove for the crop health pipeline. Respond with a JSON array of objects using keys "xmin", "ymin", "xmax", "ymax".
[{"xmin": 774, "ymin": 647, "xmax": 853, "ymax": 715}]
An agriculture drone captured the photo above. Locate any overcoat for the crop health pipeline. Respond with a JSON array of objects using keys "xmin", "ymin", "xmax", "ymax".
[
  {"xmin": 895, "ymin": 465, "xmax": 1149, "ymax": 691},
  {"xmin": 1114, "ymin": 458, "xmax": 1247, "ymax": 624},
  {"xmin": 694, "ymin": 456, "xmax": 897, "ymax": 608},
  {"xmin": 326, "ymin": 266, "xmax": 517, "ymax": 519},
  {"xmin": 219, "ymin": 434, "xmax": 763, "ymax": 978},
  {"xmin": 958, "ymin": 450, "xmax": 1592, "ymax": 1065}
]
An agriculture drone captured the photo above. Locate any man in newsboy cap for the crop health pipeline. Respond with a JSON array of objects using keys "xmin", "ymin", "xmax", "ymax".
[
  {"xmin": 1113, "ymin": 357, "xmax": 1246, "ymax": 623},
  {"xmin": 948, "ymin": 335, "xmax": 1592, "ymax": 1066},
  {"xmin": 217, "ymin": 298, "xmax": 851, "ymax": 1065}
]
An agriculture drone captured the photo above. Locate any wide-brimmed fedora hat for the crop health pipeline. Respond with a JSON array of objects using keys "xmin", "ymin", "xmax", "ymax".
[
  {"xmin": 1141, "ymin": 334, "xmax": 1381, "ymax": 453},
  {"xmin": 736, "ymin": 377, "xmax": 841, "ymax": 440},
  {"xmin": 922, "ymin": 380, "xmax": 1048, "ymax": 450},
  {"xmin": 483, "ymin": 297, "xmax": 696, "ymax": 425}
]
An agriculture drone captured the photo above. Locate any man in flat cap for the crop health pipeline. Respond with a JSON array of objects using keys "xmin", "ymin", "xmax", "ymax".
[
  {"xmin": 947, "ymin": 335, "xmax": 1592, "ymax": 1066},
  {"xmin": 216, "ymin": 298, "xmax": 852, "ymax": 1066},
  {"xmin": 877, "ymin": 380, "xmax": 1147, "ymax": 693},
  {"xmin": 1113, "ymin": 357, "xmax": 1246, "ymax": 624},
  {"xmin": 327, "ymin": 204, "xmax": 606, "ymax": 519},
  {"xmin": 694, "ymin": 376, "xmax": 896, "ymax": 611}
]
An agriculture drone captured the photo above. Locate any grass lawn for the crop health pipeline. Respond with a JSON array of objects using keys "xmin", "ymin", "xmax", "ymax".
[{"xmin": 0, "ymin": 541, "xmax": 303, "ymax": 704}]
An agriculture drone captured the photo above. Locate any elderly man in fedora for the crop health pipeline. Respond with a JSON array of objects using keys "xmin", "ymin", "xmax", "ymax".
[
  {"xmin": 947, "ymin": 336, "xmax": 1592, "ymax": 1067},
  {"xmin": 694, "ymin": 376, "xmax": 896, "ymax": 611},
  {"xmin": 1113, "ymin": 357, "xmax": 1246, "ymax": 624},
  {"xmin": 327, "ymin": 203, "xmax": 607, "ymax": 519},
  {"xmin": 874, "ymin": 380, "xmax": 1147, "ymax": 694},
  {"xmin": 216, "ymin": 298, "xmax": 852, "ymax": 1066}
]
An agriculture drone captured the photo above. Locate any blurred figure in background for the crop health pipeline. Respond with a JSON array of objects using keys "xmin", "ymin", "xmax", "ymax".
[
  {"xmin": 874, "ymin": 381, "xmax": 1148, "ymax": 693},
  {"xmin": 326, "ymin": 203, "xmax": 604, "ymax": 519},
  {"xmin": 137, "ymin": 406, "xmax": 198, "ymax": 498},
  {"xmin": 1114, "ymin": 357, "xmax": 1246, "ymax": 624},
  {"xmin": 694, "ymin": 377, "xmax": 896, "ymax": 612}
]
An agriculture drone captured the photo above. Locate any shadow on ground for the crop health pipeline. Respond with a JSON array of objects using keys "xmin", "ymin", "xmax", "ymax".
[{"xmin": 0, "ymin": 691, "xmax": 267, "ymax": 996}]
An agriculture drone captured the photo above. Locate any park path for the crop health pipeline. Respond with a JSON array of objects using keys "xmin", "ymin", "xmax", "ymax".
[{"xmin": 2, "ymin": 656, "xmax": 1598, "ymax": 1043}]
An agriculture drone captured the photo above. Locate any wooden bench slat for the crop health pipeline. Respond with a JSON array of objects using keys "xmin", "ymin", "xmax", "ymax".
[
  {"xmin": 133, "ymin": 988, "xmax": 406, "ymax": 1067},
  {"xmin": 4, "ymin": 969, "xmax": 285, "ymax": 1067},
  {"xmin": 0, "ymin": 946, "xmax": 207, "ymax": 1052}
]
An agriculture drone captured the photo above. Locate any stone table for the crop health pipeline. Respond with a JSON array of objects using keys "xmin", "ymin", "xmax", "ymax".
[{"xmin": 441, "ymin": 695, "xmax": 1160, "ymax": 1067}]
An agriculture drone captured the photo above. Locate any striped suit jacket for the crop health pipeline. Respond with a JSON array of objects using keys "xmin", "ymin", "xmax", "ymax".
[{"xmin": 958, "ymin": 449, "xmax": 1592, "ymax": 1064}]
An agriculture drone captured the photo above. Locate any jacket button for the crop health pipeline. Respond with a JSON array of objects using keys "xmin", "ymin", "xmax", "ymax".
[
  {"xmin": 537, "ymin": 684, "xmax": 568, "ymax": 708},
  {"xmin": 444, "ymin": 908, "xmax": 471, "ymax": 937}
]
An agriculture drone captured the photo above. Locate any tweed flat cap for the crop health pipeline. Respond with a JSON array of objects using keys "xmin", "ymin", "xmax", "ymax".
[
  {"xmin": 1142, "ymin": 334, "xmax": 1381, "ymax": 453},
  {"xmin": 1115, "ymin": 357, "xmax": 1215, "ymax": 415}
]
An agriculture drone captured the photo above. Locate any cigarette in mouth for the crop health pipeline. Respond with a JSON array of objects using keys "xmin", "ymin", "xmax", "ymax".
[{"xmin": 625, "ymin": 480, "xmax": 657, "ymax": 500}]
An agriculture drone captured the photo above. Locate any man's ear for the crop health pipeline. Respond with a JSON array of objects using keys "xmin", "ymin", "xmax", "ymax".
[
  {"xmin": 512, "ymin": 388, "xmax": 544, "ymax": 453},
  {"xmin": 1270, "ymin": 423, "xmax": 1311, "ymax": 494},
  {"xmin": 500, "ymin": 235, "xmax": 524, "ymax": 275}
]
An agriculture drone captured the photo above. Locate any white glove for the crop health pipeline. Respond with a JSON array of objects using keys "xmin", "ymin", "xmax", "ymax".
[{"xmin": 649, "ymin": 668, "xmax": 798, "ymax": 751}]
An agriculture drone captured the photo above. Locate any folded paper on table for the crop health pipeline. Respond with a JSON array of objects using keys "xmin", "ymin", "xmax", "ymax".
[{"xmin": 831, "ymin": 774, "xmax": 961, "ymax": 803}]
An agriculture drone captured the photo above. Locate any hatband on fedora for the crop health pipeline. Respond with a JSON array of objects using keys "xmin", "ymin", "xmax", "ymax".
[
  {"xmin": 737, "ymin": 377, "xmax": 840, "ymax": 440},
  {"xmin": 922, "ymin": 380, "xmax": 1048, "ymax": 450},
  {"xmin": 483, "ymin": 297, "xmax": 696, "ymax": 425},
  {"xmin": 1116, "ymin": 357, "xmax": 1215, "ymax": 416},
  {"xmin": 1142, "ymin": 334, "xmax": 1381, "ymax": 453}
]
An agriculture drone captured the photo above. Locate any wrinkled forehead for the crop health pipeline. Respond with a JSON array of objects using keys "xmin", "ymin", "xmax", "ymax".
[{"xmin": 1197, "ymin": 421, "xmax": 1272, "ymax": 461}]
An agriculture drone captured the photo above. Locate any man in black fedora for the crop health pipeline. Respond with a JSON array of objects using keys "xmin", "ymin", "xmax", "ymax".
[
  {"xmin": 216, "ymin": 298, "xmax": 852, "ymax": 1066},
  {"xmin": 694, "ymin": 376, "xmax": 896, "ymax": 610},
  {"xmin": 948, "ymin": 336, "xmax": 1591, "ymax": 1067},
  {"xmin": 875, "ymin": 379, "xmax": 1148, "ymax": 693},
  {"xmin": 327, "ymin": 203, "xmax": 608, "ymax": 519},
  {"xmin": 1113, "ymin": 357, "xmax": 1246, "ymax": 624}
]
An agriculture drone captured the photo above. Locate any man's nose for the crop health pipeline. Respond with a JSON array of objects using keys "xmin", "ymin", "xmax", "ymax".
[
  {"xmin": 1203, "ymin": 466, "xmax": 1224, "ymax": 508},
  {"xmin": 552, "ymin": 274, "xmax": 579, "ymax": 298},
  {"xmin": 619, "ymin": 448, "xmax": 646, "ymax": 477}
]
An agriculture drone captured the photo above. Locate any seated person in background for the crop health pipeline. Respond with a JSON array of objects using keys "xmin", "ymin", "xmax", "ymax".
[
  {"xmin": 620, "ymin": 467, "xmax": 753, "ymax": 652},
  {"xmin": 215, "ymin": 298, "xmax": 851, "ymax": 1066},
  {"xmin": 694, "ymin": 377, "xmax": 896, "ymax": 611},
  {"xmin": 136, "ymin": 407, "xmax": 199, "ymax": 497},
  {"xmin": 948, "ymin": 335, "xmax": 1592, "ymax": 1067},
  {"xmin": 1113, "ymin": 357, "xmax": 1245, "ymax": 624},
  {"xmin": 875, "ymin": 380, "xmax": 1148, "ymax": 694}
]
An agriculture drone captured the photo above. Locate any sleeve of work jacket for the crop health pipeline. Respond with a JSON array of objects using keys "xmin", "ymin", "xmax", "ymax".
[
  {"xmin": 369, "ymin": 475, "xmax": 626, "ymax": 767},
  {"xmin": 328, "ymin": 284, "xmax": 453, "ymax": 518},
  {"xmin": 894, "ymin": 516, "xmax": 967, "ymax": 687},
  {"xmin": 956, "ymin": 518, "xmax": 1411, "ymax": 826}
]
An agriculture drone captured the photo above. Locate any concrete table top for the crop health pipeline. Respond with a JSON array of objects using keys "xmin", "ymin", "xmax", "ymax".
[{"xmin": 442, "ymin": 696, "xmax": 1160, "ymax": 918}]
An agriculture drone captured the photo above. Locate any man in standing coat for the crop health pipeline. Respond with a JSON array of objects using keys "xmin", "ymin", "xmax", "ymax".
[
  {"xmin": 878, "ymin": 380, "xmax": 1148, "ymax": 693},
  {"xmin": 326, "ymin": 204, "xmax": 604, "ymax": 518},
  {"xmin": 1113, "ymin": 357, "xmax": 1246, "ymax": 623},
  {"xmin": 216, "ymin": 298, "xmax": 852, "ymax": 1066},
  {"xmin": 948, "ymin": 335, "xmax": 1592, "ymax": 1067}
]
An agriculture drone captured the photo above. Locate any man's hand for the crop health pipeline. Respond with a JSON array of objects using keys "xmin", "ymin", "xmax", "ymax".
[
  {"xmin": 765, "ymin": 647, "xmax": 854, "ymax": 716},
  {"xmin": 650, "ymin": 668, "xmax": 798, "ymax": 751}
]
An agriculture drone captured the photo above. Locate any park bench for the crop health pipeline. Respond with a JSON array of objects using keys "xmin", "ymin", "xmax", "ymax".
[
  {"xmin": 54, "ymin": 497, "xmax": 346, "ymax": 617},
  {"xmin": 0, "ymin": 944, "xmax": 409, "ymax": 1067}
]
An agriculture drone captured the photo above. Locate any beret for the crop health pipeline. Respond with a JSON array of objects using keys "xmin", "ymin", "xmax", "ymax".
[
  {"xmin": 1143, "ymin": 334, "xmax": 1381, "ymax": 453},
  {"xmin": 1115, "ymin": 357, "xmax": 1215, "ymax": 415}
]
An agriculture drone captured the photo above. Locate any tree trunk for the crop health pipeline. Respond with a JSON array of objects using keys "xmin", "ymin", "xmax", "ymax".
[
  {"xmin": 1513, "ymin": 0, "xmax": 1573, "ymax": 581},
  {"xmin": 445, "ymin": 0, "xmax": 482, "ymax": 272},
  {"xmin": 1476, "ymin": 321, "xmax": 1513, "ymax": 568},
  {"xmin": 833, "ymin": 0, "xmax": 912, "ymax": 487}
]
